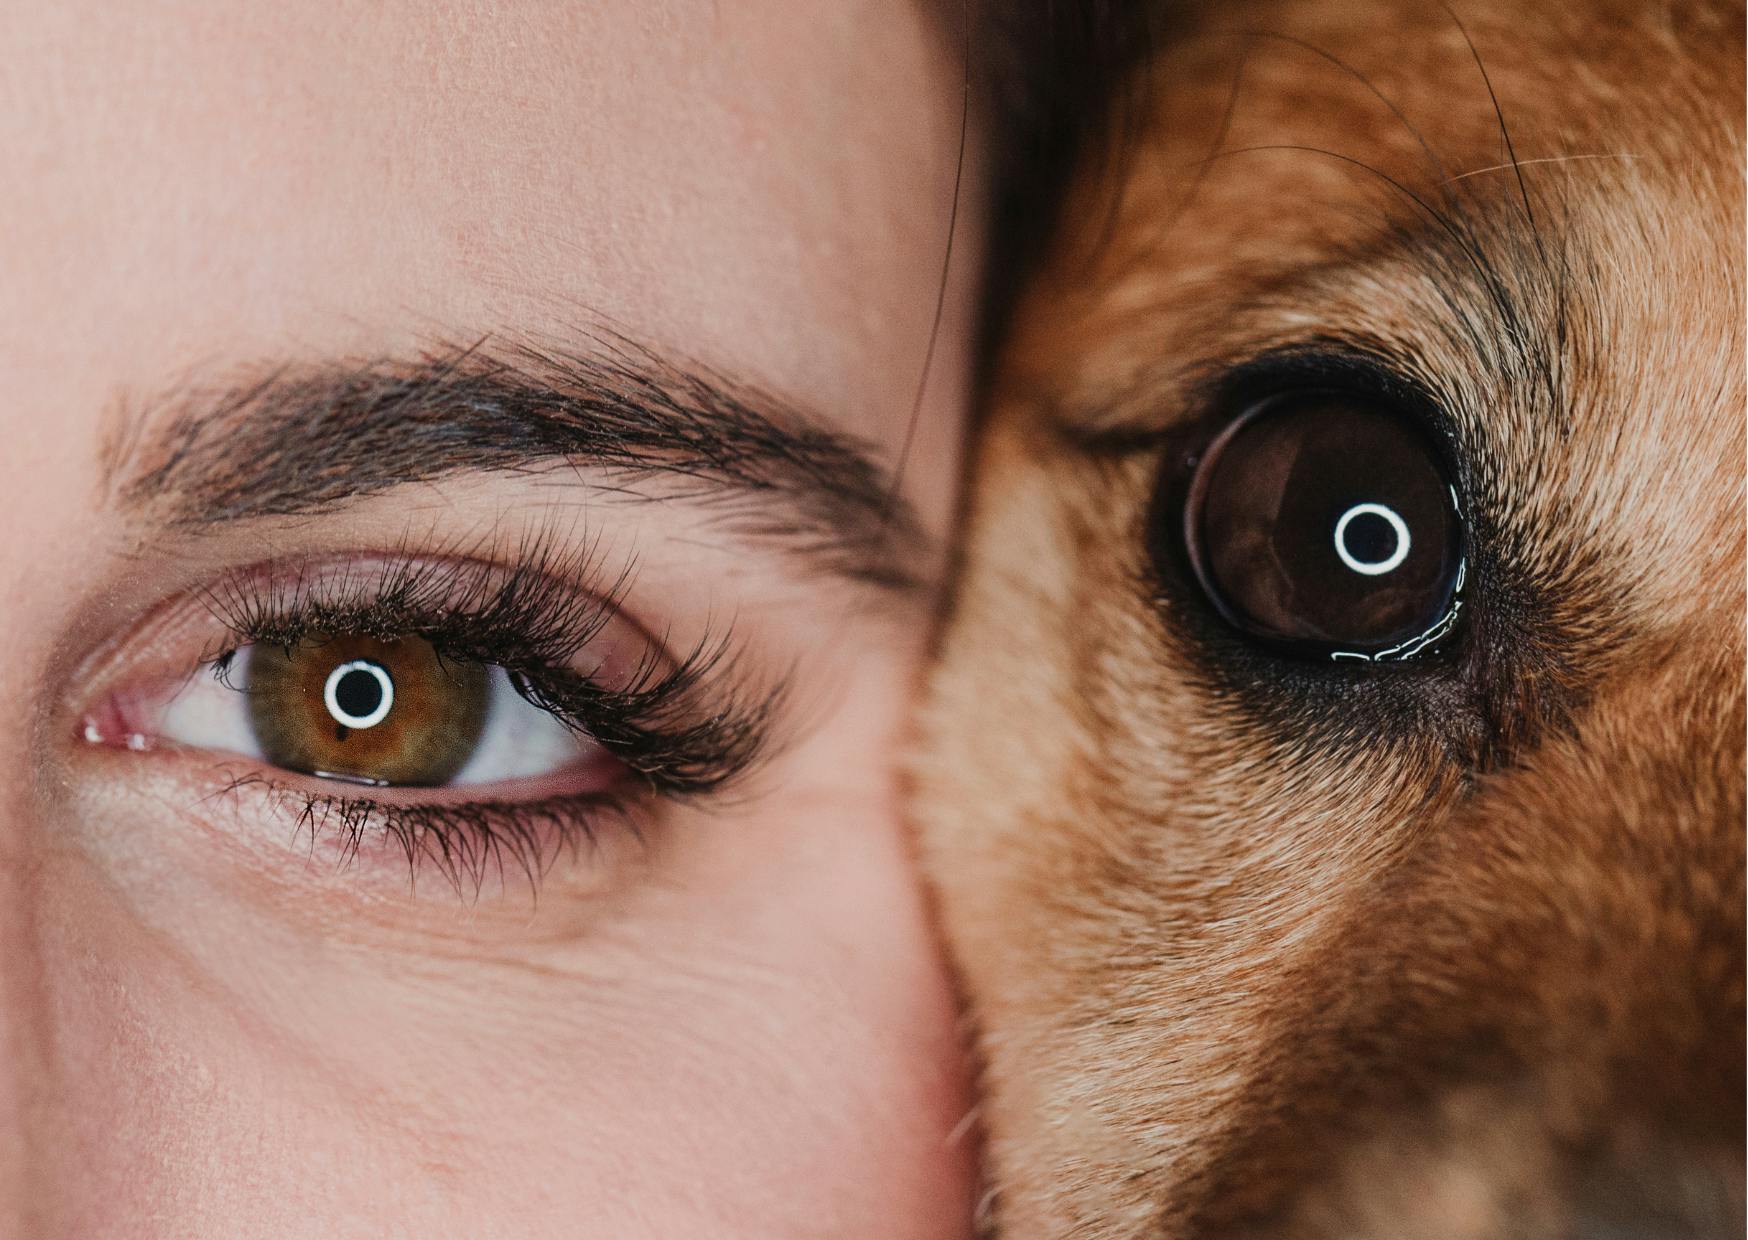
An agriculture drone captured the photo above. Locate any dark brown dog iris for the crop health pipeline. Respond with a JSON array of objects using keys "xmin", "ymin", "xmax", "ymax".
[
  {"xmin": 244, "ymin": 634, "xmax": 488, "ymax": 785},
  {"xmin": 1184, "ymin": 392, "xmax": 1463, "ymax": 656}
]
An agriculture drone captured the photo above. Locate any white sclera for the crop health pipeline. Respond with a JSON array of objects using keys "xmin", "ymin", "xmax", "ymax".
[
  {"xmin": 447, "ymin": 667, "xmax": 589, "ymax": 785},
  {"xmin": 1333, "ymin": 502, "xmax": 1412, "ymax": 576},
  {"xmin": 156, "ymin": 661, "xmax": 264, "ymax": 759},
  {"xmin": 322, "ymin": 660, "xmax": 395, "ymax": 730}
]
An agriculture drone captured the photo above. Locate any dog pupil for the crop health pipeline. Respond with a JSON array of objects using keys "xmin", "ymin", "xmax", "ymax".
[{"xmin": 1341, "ymin": 510, "xmax": 1398, "ymax": 567}]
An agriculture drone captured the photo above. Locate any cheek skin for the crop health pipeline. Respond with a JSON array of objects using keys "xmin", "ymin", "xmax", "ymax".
[{"xmin": 34, "ymin": 664, "xmax": 975, "ymax": 1240}]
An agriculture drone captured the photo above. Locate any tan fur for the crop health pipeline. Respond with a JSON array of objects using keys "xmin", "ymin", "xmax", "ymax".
[{"xmin": 914, "ymin": 2, "xmax": 1746, "ymax": 1235}]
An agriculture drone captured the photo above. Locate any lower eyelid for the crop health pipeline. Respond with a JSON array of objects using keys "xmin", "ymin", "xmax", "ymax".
[{"xmin": 195, "ymin": 771, "xmax": 645, "ymax": 899}]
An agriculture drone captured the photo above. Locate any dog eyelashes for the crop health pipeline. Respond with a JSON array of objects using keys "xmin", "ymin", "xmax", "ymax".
[{"xmin": 1164, "ymin": 357, "xmax": 1469, "ymax": 664}]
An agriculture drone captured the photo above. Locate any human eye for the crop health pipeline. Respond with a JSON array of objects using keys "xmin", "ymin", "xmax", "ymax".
[{"xmin": 74, "ymin": 539, "xmax": 773, "ymax": 896}]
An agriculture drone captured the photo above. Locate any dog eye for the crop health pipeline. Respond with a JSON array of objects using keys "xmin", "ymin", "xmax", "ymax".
[{"xmin": 1181, "ymin": 391, "xmax": 1465, "ymax": 659}]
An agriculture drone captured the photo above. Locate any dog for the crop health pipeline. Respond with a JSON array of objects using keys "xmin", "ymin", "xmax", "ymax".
[{"xmin": 914, "ymin": 2, "xmax": 1745, "ymax": 1235}]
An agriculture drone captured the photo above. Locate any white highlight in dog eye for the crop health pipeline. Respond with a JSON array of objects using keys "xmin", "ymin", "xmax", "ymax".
[
  {"xmin": 1333, "ymin": 502, "xmax": 1411, "ymax": 576},
  {"xmin": 323, "ymin": 659, "xmax": 395, "ymax": 730}
]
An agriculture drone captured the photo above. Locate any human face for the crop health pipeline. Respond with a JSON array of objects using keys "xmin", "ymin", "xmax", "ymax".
[{"xmin": 0, "ymin": 3, "xmax": 980, "ymax": 1236}]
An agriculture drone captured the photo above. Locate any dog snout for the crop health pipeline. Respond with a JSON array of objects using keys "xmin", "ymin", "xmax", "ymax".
[
  {"xmin": 1213, "ymin": 651, "xmax": 1746, "ymax": 1238},
  {"xmin": 1565, "ymin": 1126, "xmax": 1744, "ymax": 1240}
]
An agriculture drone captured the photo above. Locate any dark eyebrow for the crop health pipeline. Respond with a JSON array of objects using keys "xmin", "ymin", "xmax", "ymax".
[{"xmin": 104, "ymin": 335, "xmax": 930, "ymax": 592}]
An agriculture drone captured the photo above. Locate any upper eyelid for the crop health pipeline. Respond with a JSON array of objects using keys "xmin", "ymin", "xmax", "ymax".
[{"xmin": 196, "ymin": 547, "xmax": 638, "ymax": 672}]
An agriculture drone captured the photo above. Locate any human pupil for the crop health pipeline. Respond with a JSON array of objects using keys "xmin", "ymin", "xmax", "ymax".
[{"xmin": 333, "ymin": 667, "xmax": 385, "ymax": 721}]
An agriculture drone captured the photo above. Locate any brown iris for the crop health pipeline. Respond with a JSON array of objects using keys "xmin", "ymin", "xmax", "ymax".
[{"xmin": 245, "ymin": 634, "xmax": 489, "ymax": 785}]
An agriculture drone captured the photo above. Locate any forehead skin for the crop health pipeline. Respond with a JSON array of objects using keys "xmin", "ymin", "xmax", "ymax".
[
  {"xmin": 919, "ymin": 1, "xmax": 1742, "ymax": 1234},
  {"xmin": 3, "ymin": 0, "xmax": 971, "ymax": 533}
]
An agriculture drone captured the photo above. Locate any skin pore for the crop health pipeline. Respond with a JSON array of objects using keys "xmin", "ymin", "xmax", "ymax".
[{"xmin": 0, "ymin": 2, "xmax": 981, "ymax": 1237}]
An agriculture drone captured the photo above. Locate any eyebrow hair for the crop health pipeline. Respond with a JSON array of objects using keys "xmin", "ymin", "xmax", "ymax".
[{"xmin": 103, "ymin": 335, "xmax": 930, "ymax": 592}]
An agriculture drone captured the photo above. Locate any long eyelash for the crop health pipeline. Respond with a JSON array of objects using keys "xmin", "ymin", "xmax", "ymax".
[
  {"xmin": 202, "ymin": 528, "xmax": 631, "ymax": 673},
  {"xmin": 213, "ymin": 771, "xmax": 639, "ymax": 899},
  {"xmin": 193, "ymin": 530, "xmax": 780, "ymax": 885}
]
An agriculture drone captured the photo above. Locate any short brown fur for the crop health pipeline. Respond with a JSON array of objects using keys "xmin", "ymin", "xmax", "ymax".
[{"xmin": 915, "ymin": 2, "xmax": 1746, "ymax": 1235}]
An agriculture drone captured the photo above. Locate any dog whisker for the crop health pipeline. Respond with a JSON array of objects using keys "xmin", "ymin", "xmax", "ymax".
[{"xmin": 1443, "ymin": 152, "xmax": 1642, "ymax": 184}]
